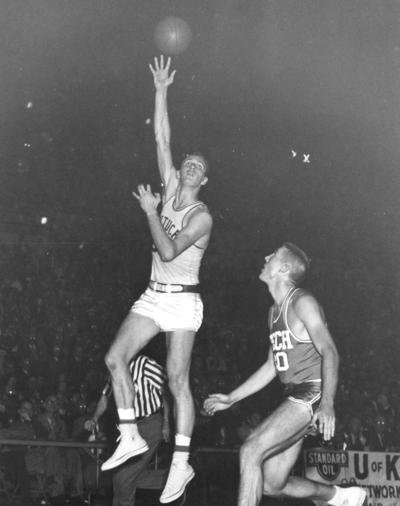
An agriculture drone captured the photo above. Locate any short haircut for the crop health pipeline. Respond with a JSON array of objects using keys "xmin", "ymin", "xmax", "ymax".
[
  {"xmin": 183, "ymin": 152, "xmax": 210, "ymax": 175},
  {"xmin": 281, "ymin": 242, "xmax": 310, "ymax": 285}
]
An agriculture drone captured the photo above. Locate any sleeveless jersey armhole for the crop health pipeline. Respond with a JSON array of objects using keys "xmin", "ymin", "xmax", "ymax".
[
  {"xmin": 182, "ymin": 202, "xmax": 203, "ymax": 223},
  {"xmin": 183, "ymin": 202, "xmax": 208, "ymax": 249},
  {"xmin": 284, "ymin": 289, "xmax": 312, "ymax": 343},
  {"xmin": 268, "ymin": 307, "xmax": 274, "ymax": 330},
  {"xmin": 162, "ymin": 194, "xmax": 175, "ymax": 206}
]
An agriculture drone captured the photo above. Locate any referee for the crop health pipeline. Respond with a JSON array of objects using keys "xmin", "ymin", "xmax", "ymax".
[{"xmin": 85, "ymin": 355, "xmax": 170, "ymax": 506}]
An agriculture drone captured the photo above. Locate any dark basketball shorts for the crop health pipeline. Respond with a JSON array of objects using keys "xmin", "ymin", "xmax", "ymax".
[{"xmin": 283, "ymin": 381, "xmax": 322, "ymax": 419}]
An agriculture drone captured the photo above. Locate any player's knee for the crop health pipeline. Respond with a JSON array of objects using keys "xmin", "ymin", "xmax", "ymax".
[
  {"xmin": 104, "ymin": 349, "xmax": 122, "ymax": 372},
  {"xmin": 239, "ymin": 439, "xmax": 263, "ymax": 466},
  {"xmin": 262, "ymin": 477, "xmax": 286, "ymax": 497}
]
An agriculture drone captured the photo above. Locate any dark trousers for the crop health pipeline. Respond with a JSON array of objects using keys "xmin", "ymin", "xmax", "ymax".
[
  {"xmin": 112, "ymin": 412, "xmax": 163, "ymax": 506},
  {"xmin": 1, "ymin": 450, "xmax": 30, "ymax": 500}
]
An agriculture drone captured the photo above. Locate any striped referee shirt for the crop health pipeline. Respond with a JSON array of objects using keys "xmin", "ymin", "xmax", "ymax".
[{"xmin": 102, "ymin": 355, "xmax": 165, "ymax": 419}]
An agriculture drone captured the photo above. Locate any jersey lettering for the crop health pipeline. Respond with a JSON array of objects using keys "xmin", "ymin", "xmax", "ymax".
[
  {"xmin": 161, "ymin": 215, "xmax": 178, "ymax": 239},
  {"xmin": 151, "ymin": 198, "xmax": 205, "ymax": 285},
  {"xmin": 270, "ymin": 330, "xmax": 294, "ymax": 351}
]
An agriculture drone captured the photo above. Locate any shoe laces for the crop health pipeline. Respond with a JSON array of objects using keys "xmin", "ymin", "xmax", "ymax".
[
  {"xmin": 115, "ymin": 428, "xmax": 140, "ymax": 444},
  {"xmin": 115, "ymin": 425, "xmax": 131, "ymax": 443}
]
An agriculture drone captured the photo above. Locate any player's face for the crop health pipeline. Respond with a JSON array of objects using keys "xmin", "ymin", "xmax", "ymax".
[
  {"xmin": 180, "ymin": 156, "xmax": 208, "ymax": 187},
  {"xmin": 259, "ymin": 248, "xmax": 285, "ymax": 283}
]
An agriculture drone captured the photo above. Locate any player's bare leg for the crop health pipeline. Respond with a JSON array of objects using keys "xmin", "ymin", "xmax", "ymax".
[
  {"xmin": 101, "ymin": 312, "xmax": 160, "ymax": 471},
  {"xmin": 166, "ymin": 330, "xmax": 196, "ymax": 436},
  {"xmin": 238, "ymin": 399, "xmax": 366, "ymax": 506},
  {"xmin": 105, "ymin": 312, "xmax": 159, "ymax": 405},
  {"xmin": 263, "ymin": 438, "xmax": 333, "ymax": 499},
  {"xmin": 238, "ymin": 400, "xmax": 312, "ymax": 506},
  {"xmin": 160, "ymin": 330, "xmax": 196, "ymax": 503}
]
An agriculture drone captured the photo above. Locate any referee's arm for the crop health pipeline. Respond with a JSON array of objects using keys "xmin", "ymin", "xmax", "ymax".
[
  {"xmin": 92, "ymin": 394, "xmax": 109, "ymax": 424},
  {"xmin": 84, "ymin": 378, "xmax": 111, "ymax": 431}
]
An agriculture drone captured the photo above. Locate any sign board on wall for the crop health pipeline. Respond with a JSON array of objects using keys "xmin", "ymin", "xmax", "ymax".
[{"xmin": 304, "ymin": 449, "xmax": 400, "ymax": 506}]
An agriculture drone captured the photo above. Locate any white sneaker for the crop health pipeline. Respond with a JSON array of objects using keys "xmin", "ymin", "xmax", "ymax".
[
  {"xmin": 343, "ymin": 487, "xmax": 367, "ymax": 506},
  {"xmin": 331, "ymin": 486, "xmax": 367, "ymax": 506},
  {"xmin": 159, "ymin": 462, "xmax": 195, "ymax": 503},
  {"xmin": 101, "ymin": 434, "xmax": 149, "ymax": 471}
]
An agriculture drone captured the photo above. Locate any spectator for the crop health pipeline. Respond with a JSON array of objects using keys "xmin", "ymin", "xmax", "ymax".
[
  {"xmin": 366, "ymin": 414, "xmax": 397, "ymax": 452},
  {"xmin": 372, "ymin": 392, "xmax": 396, "ymax": 430},
  {"xmin": 0, "ymin": 400, "xmax": 35, "ymax": 502},
  {"xmin": 34, "ymin": 394, "xmax": 84, "ymax": 501},
  {"xmin": 343, "ymin": 415, "xmax": 367, "ymax": 451}
]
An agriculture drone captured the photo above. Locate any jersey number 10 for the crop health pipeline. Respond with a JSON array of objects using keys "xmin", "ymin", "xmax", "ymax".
[{"xmin": 274, "ymin": 351, "xmax": 289, "ymax": 372}]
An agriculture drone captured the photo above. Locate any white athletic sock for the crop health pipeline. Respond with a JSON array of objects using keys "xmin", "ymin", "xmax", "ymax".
[
  {"xmin": 117, "ymin": 408, "xmax": 139, "ymax": 438},
  {"xmin": 172, "ymin": 434, "xmax": 191, "ymax": 467}
]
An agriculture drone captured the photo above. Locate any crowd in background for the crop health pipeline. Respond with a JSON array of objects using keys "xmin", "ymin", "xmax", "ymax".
[{"xmin": 1, "ymin": 229, "xmax": 400, "ymax": 503}]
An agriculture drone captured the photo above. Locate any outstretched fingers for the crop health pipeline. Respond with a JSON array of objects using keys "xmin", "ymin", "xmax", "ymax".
[
  {"xmin": 132, "ymin": 184, "xmax": 148, "ymax": 199},
  {"xmin": 149, "ymin": 55, "xmax": 176, "ymax": 87}
]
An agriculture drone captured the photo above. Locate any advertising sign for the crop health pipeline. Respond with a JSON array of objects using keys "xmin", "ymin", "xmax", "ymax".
[{"xmin": 304, "ymin": 450, "xmax": 400, "ymax": 506}]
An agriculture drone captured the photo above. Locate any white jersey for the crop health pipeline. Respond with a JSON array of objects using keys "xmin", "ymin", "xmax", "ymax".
[{"xmin": 150, "ymin": 196, "xmax": 206, "ymax": 285}]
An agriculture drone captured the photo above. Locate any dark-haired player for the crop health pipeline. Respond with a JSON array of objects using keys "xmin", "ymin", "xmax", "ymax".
[
  {"xmin": 204, "ymin": 243, "xmax": 366, "ymax": 506},
  {"xmin": 102, "ymin": 55, "xmax": 212, "ymax": 504}
]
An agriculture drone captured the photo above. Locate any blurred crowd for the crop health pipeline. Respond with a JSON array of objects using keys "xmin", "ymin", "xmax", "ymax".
[{"xmin": 1, "ymin": 232, "xmax": 400, "ymax": 503}]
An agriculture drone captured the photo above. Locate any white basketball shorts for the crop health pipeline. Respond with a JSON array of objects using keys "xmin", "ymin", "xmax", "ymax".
[{"xmin": 130, "ymin": 287, "xmax": 203, "ymax": 332}]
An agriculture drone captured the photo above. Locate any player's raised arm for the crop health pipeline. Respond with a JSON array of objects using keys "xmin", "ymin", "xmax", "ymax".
[{"xmin": 149, "ymin": 55, "xmax": 178, "ymax": 196}]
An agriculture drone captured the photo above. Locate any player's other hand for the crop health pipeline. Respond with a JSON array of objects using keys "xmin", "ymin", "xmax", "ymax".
[
  {"xmin": 203, "ymin": 393, "xmax": 233, "ymax": 416},
  {"xmin": 132, "ymin": 184, "xmax": 161, "ymax": 216},
  {"xmin": 312, "ymin": 402, "xmax": 335, "ymax": 441},
  {"xmin": 149, "ymin": 55, "xmax": 176, "ymax": 90}
]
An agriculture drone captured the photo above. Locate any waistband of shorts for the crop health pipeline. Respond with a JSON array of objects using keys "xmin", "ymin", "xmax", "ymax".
[
  {"xmin": 283, "ymin": 382, "xmax": 322, "ymax": 396},
  {"xmin": 149, "ymin": 280, "xmax": 200, "ymax": 293}
]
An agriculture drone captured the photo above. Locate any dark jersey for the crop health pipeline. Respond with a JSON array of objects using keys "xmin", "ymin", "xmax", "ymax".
[{"xmin": 269, "ymin": 288, "xmax": 322, "ymax": 385}]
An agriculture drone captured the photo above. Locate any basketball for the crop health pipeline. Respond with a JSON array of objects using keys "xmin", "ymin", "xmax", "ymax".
[{"xmin": 154, "ymin": 17, "xmax": 192, "ymax": 56}]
